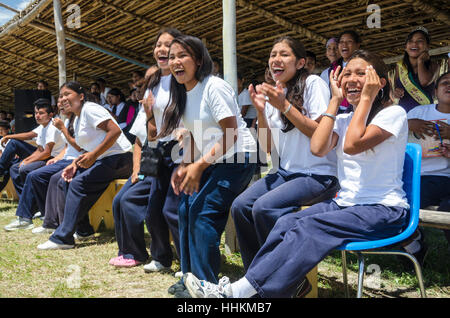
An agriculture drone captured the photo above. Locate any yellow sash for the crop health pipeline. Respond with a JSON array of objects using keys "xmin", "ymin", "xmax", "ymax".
[{"xmin": 397, "ymin": 61, "xmax": 432, "ymax": 105}]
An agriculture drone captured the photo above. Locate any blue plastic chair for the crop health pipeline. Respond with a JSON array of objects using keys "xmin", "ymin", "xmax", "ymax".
[{"xmin": 337, "ymin": 143, "xmax": 426, "ymax": 298}]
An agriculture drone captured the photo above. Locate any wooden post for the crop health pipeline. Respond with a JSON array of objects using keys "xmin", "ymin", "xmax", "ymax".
[
  {"xmin": 53, "ymin": 0, "xmax": 66, "ymax": 87},
  {"xmin": 222, "ymin": 0, "xmax": 238, "ymax": 94}
]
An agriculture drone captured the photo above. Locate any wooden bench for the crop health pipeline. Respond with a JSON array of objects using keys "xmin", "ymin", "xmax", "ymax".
[
  {"xmin": 419, "ymin": 206, "xmax": 450, "ymax": 230},
  {"xmin": 1, "ymin": 179, "xmax": 19, "ymax": 201},
  {"xmin": 88, "ymin": 179, "xmax": 127, "ymax": 231}
]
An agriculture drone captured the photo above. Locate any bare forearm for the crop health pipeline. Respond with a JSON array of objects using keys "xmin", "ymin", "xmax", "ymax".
[
  {"xmin": 311, "ymin": 97, "xmax": 340, "ymax": 157},
  {"xmin": 257, "ymin": 111, "xmax": 271, "ymax": 154},
  {"xmin": 91, "ymin": 129, "xmax": 120, "ymax": 160},
  {"xmin": 197, "ymin": 131, "xmax": 237, "ymax": 169},
  {"xmin": 283, "ymin": 100, "xmax": 318, "ymax": 138},
  {"xmin": 22, "ymin": 150, "xmax": 51, "ymax": 164},
  {"xmin": 343, "ymin": 97, "xmax": 372, "ymax": 154},
  {"xmin": 8, "ymin": 131, "xmax": 37, "ymax": 141},
  {"xmin": 132, "ymin": 140, "xmax": 142, "ymax": 173}
]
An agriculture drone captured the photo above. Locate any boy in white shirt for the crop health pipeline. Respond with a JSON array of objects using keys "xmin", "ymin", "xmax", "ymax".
[{"xmin": 4, "ymin": 98, "xmax": 64, "ymax": 231}]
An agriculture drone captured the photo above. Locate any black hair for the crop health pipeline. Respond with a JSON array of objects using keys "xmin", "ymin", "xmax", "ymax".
[
  {"xmin": 338, "ymin": 30, "xmax": 362, "ymax": 44},
  {"xmin": 60, "ymin": 81, "xmax": 98, "ymax": 104},
  {"xmin": 37, "ymin": 79, "xmax": 49, "ymax": 88},
  {"xmin": 306, "ymin": 50, "xmax": 317, "ymax": 63},
  {"xmin": 159, "ymin": 35, "xmax": 214, "ymax": 137},
  {"xmin": 146, "ymin": 27, "xmax": 184, "ymax": 93},
  {"xmin": 33, "ymin": 98, "xmax": 53, "ymax": 114},
  {"xmin": 132, "ymin": 70, "xmax": 144, "ymax": 78},
  {"xmin": 0, "ymin": 120, "xmax": 10, "ymax": 130},
  {"xmin": 107, "ymin": 88, "xmax": 126, "ymax": 103},
  {"xmin": 435, "ymin": 71, "xmax": 450, "ymax": 87},
  {"xmin": 267, "ymin": 36, "xmax": 309, "ymax": 133},
  {"xmin": 90, "ymin": 82, "xmax": 100, "ymax": 89},
  {"xmin": 96, "ymin": 78, "xmax": 106, "ymax": 84},
  {"xmin": 347, "ymin": 50, "xmax": 392, "ymax": 124}
]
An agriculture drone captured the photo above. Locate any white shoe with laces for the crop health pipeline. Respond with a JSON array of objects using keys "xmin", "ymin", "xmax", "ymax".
[
  {"xmin": 184, "ymin": 273, "xmax": 233, "ymax": 298},
  {"xmin": 143, "ymin": 260, "xmax": 171, "ymax": 273},
  {"xmin": 37, "ymin": 240, "xmax": 74, "ymax": 250},
  {"xmin": 32, "ymin": 226, "xmax": 55, "ymax": 234},
  {"xmin": 4, "ymin": 217, "xmax": 34, "ymax": 231}
]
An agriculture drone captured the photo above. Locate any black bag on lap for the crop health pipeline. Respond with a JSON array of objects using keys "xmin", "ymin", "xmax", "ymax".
[{"xmin": 139, "ymin": 139, "xmax": 178, "ymax": 177}]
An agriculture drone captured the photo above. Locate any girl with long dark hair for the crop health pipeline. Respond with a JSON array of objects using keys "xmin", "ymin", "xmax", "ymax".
[
  {"xmin": 231, "ymin": 36, "xmax": 339, "ymax": 270},
  {"xmin": 160, "ymin": 35, "xmax": 257, "ymax": 293},
  {"xmin": 393, "ymin": 27, "xmax": 439, "ymax": 113},
  {"xmin": 110, "ymin": 27, "xmax": 184, "ymax": 271}
]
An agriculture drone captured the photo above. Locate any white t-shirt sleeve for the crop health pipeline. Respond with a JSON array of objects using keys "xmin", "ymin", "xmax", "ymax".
[
  {"xmin": 406, "ymin": 105, "xmax": 429, "ymax": 120},
  {"xmin": 44, "ymin": 124, "xmax": 59, "ymax": 145},
  {"xmin": 206, "ymin": 80, "xmax": 237, "ymax": 123},
  {"xmin": 32, "ymin": 126, "xmax": 42, "ymax": 136},
  {"xmin": 303, "ymin": 75, "xmax": 330, "ymax": 120},
  {"xmin": 320, "ymin": 68, "xmax": 330, "ymax": 86},
  {"xmin": 370, "ymin": 106, "xmax": 407, "ymax": 138},
  {"xmin": 85, "ymin": 104, "xmax": 115, "ymax": 128},
  {"xmin": 238, "ymin": 89, "xmax": 252, "ymax": 106}
]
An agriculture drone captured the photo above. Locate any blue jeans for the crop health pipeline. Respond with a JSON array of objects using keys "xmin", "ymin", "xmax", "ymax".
[
  {"xmin": 113, "ymin": 176, "xmax": 154, "ymax": 262},
  {"xmin": 245, "ymin": 200, "xmax": 408, "ymax": 297},
  {"xmin": 0, "ymin": 139, "xmax": 36, "ymax": 175},
  {"xmin": 179, "ymin": 153, "xmax": 257, "ymax": 283},
  {"xmin": 50, "ymin": 153, "xmax": 133, "ymax": 245},
  {"xmin": 147, "ymin": 160, "xmax": 181, "ymax": 267},
  {"xmin": 15, "ymin": 160, "xmax": 72, "ymax": 220},
  {"xmin": 231, "ymin": 168, "xmax": 339, "ymax": 270},
  {"xmin": 10, "ymin": 160, "xmax": 47, "ymax": 199}
]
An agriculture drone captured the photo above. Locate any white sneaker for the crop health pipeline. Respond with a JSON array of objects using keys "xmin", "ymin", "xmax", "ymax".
[
  {"xmin": 184, "ymin": 273, "xmax": 233, "ymax": 298},
  {"xmin": 37, "ymin": 240, "xmax": 74, "ymax": 250},
  {"xmin": 143, "ymin": 260, "xmax": 171, "ymax": 273},
  {"xmin": 73, "ymin": 233, "xmax": 95, "ymax": 242},
  {"xmin": 4, "ymin": 217, "xmax": 34, "ymax": 231},
  {"xmin": 32, "ymin": 226, "xmax": 55, "ymax": 234},
  {"xmin": 32, "ymin": 212, "xmax": 42, "ymax": 219},
  {"xmin": 174, "ymin": 271, "xmax": 183, "ymax": 278}
]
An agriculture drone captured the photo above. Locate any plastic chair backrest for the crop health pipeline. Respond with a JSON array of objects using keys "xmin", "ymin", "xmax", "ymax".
[{"xmin": 338, "ymin": 143, "xmax": 422, "ymax": 251}]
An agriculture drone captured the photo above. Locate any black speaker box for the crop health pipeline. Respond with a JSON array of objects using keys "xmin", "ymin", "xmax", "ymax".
[{"xmin": 14, "ymin": 89, "xmax": 52, "ymax": 133}]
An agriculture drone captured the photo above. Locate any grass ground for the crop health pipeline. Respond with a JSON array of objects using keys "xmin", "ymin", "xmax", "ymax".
[{"xmin": 0, "ymin": 200, "xmax": 448, "ymax": 298}]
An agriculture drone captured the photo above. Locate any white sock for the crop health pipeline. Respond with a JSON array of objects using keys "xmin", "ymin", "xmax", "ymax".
[{"xmin": 230, "ymin": 277, "xmax": 257, "ymax": 298}]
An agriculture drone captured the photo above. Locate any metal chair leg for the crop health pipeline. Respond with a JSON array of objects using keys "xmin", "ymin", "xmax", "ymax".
[
  {"xmin": 398, "ymin": 251, "xmax": 427, "ymax": 298},
  {"xmin": 341, "ymin": 250, "xmax": 349, "ymax": 298},
  {"xmin": 356, "ymin": 252, "xmax": 365, "ymax": 298}
]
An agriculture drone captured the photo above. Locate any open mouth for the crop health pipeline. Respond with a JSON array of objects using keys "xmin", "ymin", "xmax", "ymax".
[
  {"xmin": 341, "ymin": 48, "xmax": 349, "ymax": 55},
  {"xmin": 346, "ymin": 88, "xmax": 361, "ymax": 98},
  {"xmin": 271, "ymin": 67, "xmax": 284, "ymax": 77},
  {"xmin": 157, "ymin": 56, "xmax": 168, "ymax": 64},
  {"xmin": 173, "ymin": 68, "xmax": 185, "ymax": 77}
]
